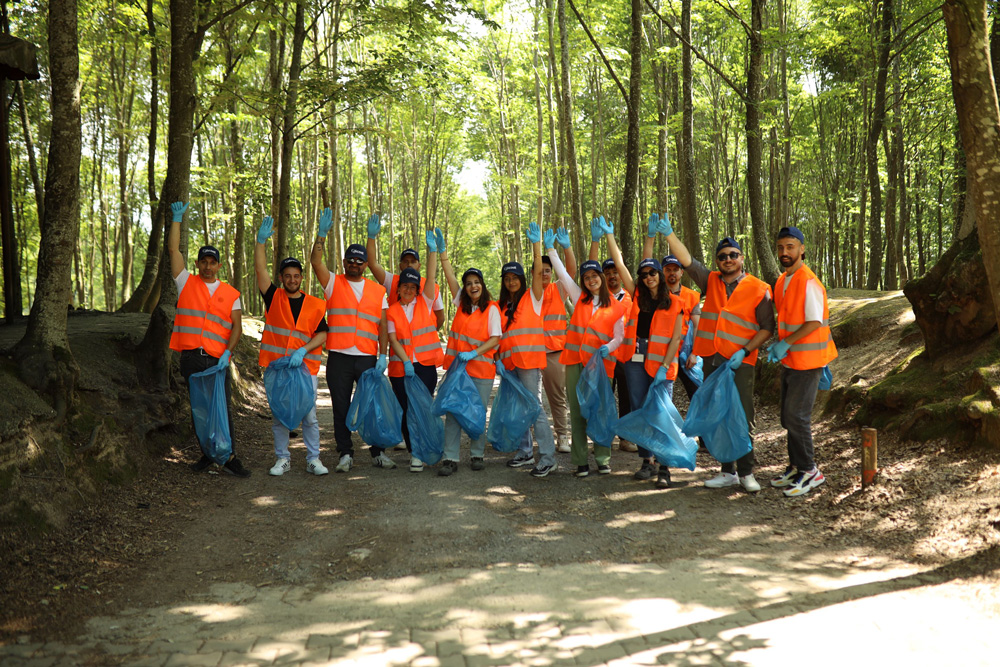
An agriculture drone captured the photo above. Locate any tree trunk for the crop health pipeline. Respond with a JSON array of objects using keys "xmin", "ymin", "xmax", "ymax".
[
  {"xmin": 1, "ymin": 77, "xmax": 21, "ymax": 320},
  {"xmin": 15, "ymin": 0, "xmax": 82, "ymax": 419},
  {"xmin": 865, "ymin": 0, "xmax": 892, "ymax": 290},
  {"xmin": 557, "ymin": 0, "xmax": 583, "ymax": 232},
  {"xmin": 275, "ymin": 0, "xmax": 306, "ymax": 270},
  {"xmin": 680, "ymin": 0, "xmax": 699, "ymax": 262},
  {"xmin": 617, "ymin": 0, "xmax": 643, "ymax": 271}
]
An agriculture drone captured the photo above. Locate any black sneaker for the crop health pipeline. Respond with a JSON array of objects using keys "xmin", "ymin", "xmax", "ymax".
[
  {"xmin": 190, "ymin": 455, "xmax": 213, "ymax": 473},
  {"xmin": 506, "ymin": 454, "xmax": 534, "ymax": 468},
  {"xmin": 575, "ymin": 465, "xmax": 590, "ymax": 478},
  {"xmin": 655, "ymin": 467, "xmax": 672, "ymax": 489},
  {"xmin": 438, "ymin": 460, "xmax": 458, "ymax": 477},
  {"xmin": 530, "ymin": 464, "xmax": 554, "ymax": 478},
  {"xmin": 223, "ymin": 457, "xmax": 251, "ymax": 478},
  {"xmin": 470, "ymin": 457, "xmax": 485, "ymax": 471},
  {"xmin": 597, "ymin": 463, "xmax": 611, "ymax": 475},
  {"xmin": 633, "ymin": 460, "xmax": 655, "ymax": 481}
]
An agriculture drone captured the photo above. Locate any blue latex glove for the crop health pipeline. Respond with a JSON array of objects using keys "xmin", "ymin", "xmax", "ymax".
[
  {"xmin": 375, "ymin": 354, "xmax": 388, "ymax": 374},
  {"xmin": 403, "ymin": 360, "xmax": 415, "ymax": 377},
  {"xmin": 217, "ymin": 350, "xmax": 231, "ymax": 368},
  {"xmin": 654, "ymin": 366, "xmax": 668, "ymax": 383},
  {"xmin": 647, "ymin": 213, "xmax": 659, "ymax": 238},
  {"xmin": 366, "ymin": 213, "xmax": 381, "ymax": 239},
  {"xmin": 426, "ymin": 229, "xmax": 438, "ymax": 252},
  {"xmin": 818, "ymin": 366, "xmax": 833, "ymax": 391},
  {"xmin": 435, "ymin": 228, "xmax": 446, "ymax": 252},
  {"xmin": 555, "ymin": 227, "xmax": 571, "ymax": 248},
  {"xmin": 590, "ymin": 218, "xmax": 602, "ymax": 243},
  {"xmin": 657, "ymin": 211, "xmax": 673, "ymax": 236},
  {"xmin": 526, "ymin": 221, "xmax": 542, "ymax": 244},
  {"xmin": 597, "ymin": 345, "xmax": 611, "ymax": 359},
  {"xmin": 458, "ymin": 350, "xmax": 478, "ymax": 362},
  {"xmin": 317, "ymin": 207, "xmax": 333, "ymax": 238},
  {"xmin": 767, "ymin": 339, "xmax": 791, "ymax": 363},
  {"xmin": 288, "ymin": 347, "xmax": 308, "ymax": 368},
  {"xmin": 727, "ymin": 348, "xmax": 746, "ymax": 370},
  {"xmin": 495, "ymin": 362, "xmax": 506, "ymax": 378},
  {"xmin": 171, "ymin": 201, "xmax": 188, "ymax": 222},
  {"xmin": 257, "ymin": 216, "xmax": 274, "ymax": 244},
  {"xmin": 543, "ymin": 229, "xmax": 556, "ymax": 251},
  {"xmin": 598, "ymin": 215, "xmax": 614, "ymax": 235}
]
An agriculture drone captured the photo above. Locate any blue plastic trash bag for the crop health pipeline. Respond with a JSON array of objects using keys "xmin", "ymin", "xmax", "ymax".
[
  {"xmin": 677, "ymin": 326, "xmax": 704, "ymax": 386},
  {"xmin": 818, "ymin": 366, "xmax": 833, "ymax": 391},
  {"xmin": 405, "ymin": 376, "xmax": 444, "ymax": 465},
  {"xmin": 346, "ymin": 368, "xmax": 403, "ymax": 448},
  {"xmin": 487, "ymin": 370, "xmax": 541, "ymax": 453},
  {"xmin": 576, "ymin": 354, "xmax": 618, "ymax": 448},
  {"xmin": 617, "ymin": 381, "xmax": 698, "ymax": 470},
  {"xmin": 432, "ymin": 360, "xmax": 487, "ymax": 438},
  {"xmin": 264, "ymin": 357, "xmax": 316, "ymax": 431},
  {"xmin": 683, "ymin": 363, "xmax": 752, "ymax": 463},
  {"xmin": 188, "ymin": 364, "xmax": 232, "ymax": 465}
]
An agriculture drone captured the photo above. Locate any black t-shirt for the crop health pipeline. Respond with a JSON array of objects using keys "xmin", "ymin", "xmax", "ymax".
[
  {"xmin": 262, "ymin": 284, "xmax": 328, "ymax": 336},
  {"xmin": 636, "ymin": 311, "xmax": 653, "ymax": 340}
]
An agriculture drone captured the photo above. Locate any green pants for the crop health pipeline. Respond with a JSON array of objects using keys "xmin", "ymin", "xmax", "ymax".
[{"xmin": 566, "ymin": 363, "xmax": 611, "ymax": 467}]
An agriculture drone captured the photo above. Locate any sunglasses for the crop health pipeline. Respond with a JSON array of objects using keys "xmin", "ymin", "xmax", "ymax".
[
  {"xmin": 344, "ymin": 258, "xmax": 365, "ymax": 266},
  {"xmin": 717, "ymin": 251, "xmax": 741, "ymax": 261},
  {"xmin": 639, "ymin": 271, "xmax": 659, "ymax": 279}
]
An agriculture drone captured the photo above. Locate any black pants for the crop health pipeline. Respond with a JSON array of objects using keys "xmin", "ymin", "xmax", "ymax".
[
  {"xmin": 613, "ymin": 360, "xmax": 631, "ymax": 419},
  {"xmin": 326, "ymin": 351, "xmax": 377, "ymax": 458},
  {"xmin": 179, "ymin": 348, "xmax": 236, "ymax": 458},
  {"xmin": 389, "ymin": 363, "xmax": 439, "ymax": 453},
  {"xmin": 704, "ymin": 356, "xmax": 755, "ymax": 476},
  {"xmin": 677, "ymin": 364, "xmax": 699, "ymax": 402}
]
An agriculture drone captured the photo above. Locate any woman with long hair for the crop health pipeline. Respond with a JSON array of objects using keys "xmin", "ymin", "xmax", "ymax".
[
  {"xmin": 438, "ymin": 230, "xmax": 501, "ymax": 475},
  {"xmin": 546, "ymin": 218, "xmax": 626, "ymax": 477},
  {"xmin": 497, "ymin": 223, "xmax": 557, "ymax": 477}
]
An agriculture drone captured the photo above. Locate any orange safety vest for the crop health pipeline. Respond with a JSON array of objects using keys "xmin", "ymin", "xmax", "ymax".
[
  {"xmin": 498, "ymin": 293, "xmax": 547, "ymax": 370},
  {"xmin": 674, "ymin": 285, "xmax": 702, "ymax": 338},
  {"xmin": 444, "ymin": 301, "xmax": 500, "ymax": 380},
  {"xmin": 387, "ymin": 274, "xmax": 441, "ymax": 307},
  {"xmin": 170, "ymin": 277, "xmax": 240, "ymax": 358},
  {"xmin": 775, "ymin": 265, "xmax": 838, "ymax": 370},
  {"xmin": 325, "ymin": 275, "xmax": 385, "ymax": 355},
  {"xmin": 619, "ymin": 295, "xmax": 683, "ymax": 381},
  {"xmin": 560, "ymin": 295, "xmax": 625, "ymax": 377},
  {"xmin": 259, "ymin": 289, "xmax": 326, "ymax": 375},
  {"xmin": 541, "ymin": 283, "xmax": 567, "ymax": 352},
  {"xmin": 386, "ymin": 297, "xmax": 444, "ymax": 377},
  {"xmin": 615, "ymin": 289, "xmax": 636, "ymax": 363},
  {"xmin": 693, "ymin": 272, "xmax": 770, "ymax": 366}
]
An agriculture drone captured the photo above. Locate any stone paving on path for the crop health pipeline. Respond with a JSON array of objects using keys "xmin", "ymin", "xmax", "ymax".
[{"xmin": 3, "ymin": 554, "xmax": 998, "ymax": 666}]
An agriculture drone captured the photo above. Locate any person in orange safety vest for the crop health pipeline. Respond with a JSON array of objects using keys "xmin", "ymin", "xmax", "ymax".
[
  {"xmin": 254, "ymin": 215, "xmax": 329, "ymax": 478},
  {"xmin": 168, "ymin": 201, "xmax": 250, "ymax": 478},
  {"xmin": 766, "ymin": 226, "xmax": 838, "ymax": 498}
]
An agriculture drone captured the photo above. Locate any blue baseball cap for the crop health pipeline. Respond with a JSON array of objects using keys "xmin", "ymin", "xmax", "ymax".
[
  {"xmin": 502, "ymin": 261, "xmax": 525, "ymax": 278},
  {"xmin": 777, "ymin": 226, "xmax": 805, "ymax": 243},
  {"xmin": 716, "ymin": 237, "xmax": 741, "ymax": 253},
  {"xmin": 462, "ymin": 267, "xmax": 484, "ymax": 284},
  {"xmin": 638, "ymin": 258, "xmax": 661, "ymax": 273},
  {"xmin": 579, "ymin": 260, "xmax": 602, "ymax": 277},
  {"xmin": 661, "ymin": 254, "xmax": 682, "ymax": 268},
  {"xmin": 344, "ymin": 244, "xmax": 368, "ymax": 262},
  {"xmin": 602, "ymin": 259, "xmax": 617, "ymax": 272},
  {"xmin": 398, "ymin": 267, "xmax": 421, "ymax": 286},
  {"xmin": 197, "ymin": 245, "xmax": 220, "ymax": 262},
  {"xmin": 279, "ymin": 257, "xmax": 303, "ymax": 273},
  {"xmin": 400, "ymin": 248, "xmax": 420, "ymax": 261}
]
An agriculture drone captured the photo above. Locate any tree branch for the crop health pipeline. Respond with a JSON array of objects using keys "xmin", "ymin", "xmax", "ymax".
[
  {"xmin": 198, "ymin": 0, "xmax": 257, "ymax": 38},
  {"xmin": 644, "ymin": 0, "xmax": 748, "ymax": 104},
  {"xmin": 566, "ymin": 0, "xmax": 630, "ymax": 107},
  {"xmin": 708, "ymin": 0, "xmax": 751, "ymax": 37},
  {"xmin": 889, "ymin": 16, "xmax": 944, "ymax": 66}
]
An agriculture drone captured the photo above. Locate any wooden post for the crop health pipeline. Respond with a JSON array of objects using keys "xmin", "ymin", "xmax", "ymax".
[{"xmin": 861, "ymin": 428, "xmax": 878, "ymax": 488}]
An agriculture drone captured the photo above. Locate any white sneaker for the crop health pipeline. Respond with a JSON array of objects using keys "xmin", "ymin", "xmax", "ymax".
[
  {"xmin": 394, "ymin": 441, "xmax": 408, "ymax": 451},
  {"xmin": 373, "ymin": 452, "xmax": 397, "ymax": 469},
  {"xmin": 410, "ymin": 456, "xmax": 424, "ymax": 473},
  {"xmin": 739, "ymin": 474, "xmax": 761, "ymax": 493},
  {"xmin": 556, "ymin": 436, "xmax": 571, "ymax": 453},
  {"xmin": 704, "ymin": 472, "xmax": 740, "ymax": 488},
  {"xmin": 269, "ymin": 458, "xmax": 290, "ymax": 476},
  {"xmin": 306, "ymin": 459, "xmax": 329, "ymax": 476},
  {"xmin": 335, "ymin": 454, "xmax": 353, "ymax": 473}
]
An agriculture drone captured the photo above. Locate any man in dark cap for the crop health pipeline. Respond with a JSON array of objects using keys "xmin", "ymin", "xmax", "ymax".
[
  {"xmin": 255, "ymin": 216, "xmax": 329, "ymax": 477},
  {"xmin": 311, "ymin": 208, "xmax": 391, "ymax": 474},
  {"xmin": 167, "ymin": 201, "xmax": 250, "ymax": 477},
  {"xmin": 662, "ymin": 216, "xmax": 775, "ymax": 493},
  {"xmin": 661, "ymin": 254, "xmax": 703, "ymax": 401}
]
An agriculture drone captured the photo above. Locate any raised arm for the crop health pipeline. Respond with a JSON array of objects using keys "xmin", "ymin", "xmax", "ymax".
[
  {"xmin": 436, "ymin": 228, "xmax": 459, "ymax": 298},
  {"xmin": 601, "ymin": 217, "xmax": 635, "ymax": 295},
  {"xmin": 254, "ymin": 216, "xmax": 274, "ymax": 294},
  {"xmin": 364, "ymin": 213, "xmax": 387, "ymax": 286},
  {"xmin": 546, "ymin": 247, "xmax": 582, "ymax": 303},
  {"xmin": 555, "ymin": 226, "xmax": 577, "ymax": 280},
  {"xmin": 423, "ymin": 230, "xmax": 439, "ymax": 301},
  {"xmin": 168, "ymin": 201, "xmax": 188, "ymax": 279},
  {"xmin": 311, "ymin": 207, "xmax": 333, "ymax": 290},
  {"xmin": 642, "ymin": 213, "xmax": 658, "ymax": 261},
  {"xmin": 660, "ymin": 213, "xmax": 692, "ymax": 267},
  {"xmin": 588, "ymin": 217, "xmax": 601, "ymax": 261},
  {"xmin": 528, "ymin": 223, "xmax": 544, "ymax": 301}
]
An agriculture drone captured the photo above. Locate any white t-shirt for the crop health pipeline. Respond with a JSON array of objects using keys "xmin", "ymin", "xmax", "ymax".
[
  {"xmin": 324, "ymin": 275, "xmax": 389, "ymax": 357},
  {"xmin": 384, "ymin": 273, "xmax": 444, "ymax": 311},
  {"xmin": 451, "ymin": 293, "xmax": 502, "ymax": 337},
  {"xmin": 175, "ymin": 269, "xmax": 243, "ymax": 311},
  {"xmin": 781, "ymin": 273, "xmax": 825, "ymax": 323}
]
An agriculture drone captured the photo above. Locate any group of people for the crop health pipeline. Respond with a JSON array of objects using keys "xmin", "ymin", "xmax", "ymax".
[{"xmin": 169, "ymin": 202, "xmax": 837, "ymax": 497}]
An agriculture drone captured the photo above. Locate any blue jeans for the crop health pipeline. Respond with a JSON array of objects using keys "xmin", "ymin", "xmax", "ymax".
[
  {"xmin": 443, "ymin": 376, "xmax": 493, "ymax": 462},
  {"xmin": 623, "ymin": 341, "xmax": 674, "ymax": 460},
  {"xmin": 273, "ymin": 375, "xmax": 321, "ymax": 461},
  {"xmin": 512, "ymin": 366, "xmax": 556, "ymax": 468}
]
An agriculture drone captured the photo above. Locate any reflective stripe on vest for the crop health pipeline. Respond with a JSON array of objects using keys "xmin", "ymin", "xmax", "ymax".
[
  {"xmin": 387, "ymin": 297, "xmax": 444, "ymax": 377},
  {"xmin": 499, "ymin": 295, "xmax": 546, "ymax": 371},
  {"xmin": 169, "ymin": 277, "xmax": 240, "ymax": 358},
  {"xmin": 775, "ymin": 265, "xmax": 838, "ymax": 370},
  {"xmin": 559, "ymin": 295, "xmax": 625, "ymax": 377},
  {"xmin": 444, "ymin": 302, "xmax": 500, "ymax": 379},
  {"xmin": 325, "ymin": 275, "xmax": 385, "ymax": 355},
  {"xmin": 692, "ymin": 272, "xmax": 769, "ymax": 366},
  {"xmin": 542, "ymin": 283, "xmax": 568, "ymax": 352},
  {"xmin": 258, "ymin": 289, "xmax": 327, "ymax": 375}
]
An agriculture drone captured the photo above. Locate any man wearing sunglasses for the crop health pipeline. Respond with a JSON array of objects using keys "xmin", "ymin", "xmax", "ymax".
[
  {"xmin": 662, "ymin": 216, "xmax": 775, "ymax": 493},
  {"xmin": 311, "ymin": 209, "xmax": 392, "ymax": 474}
]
